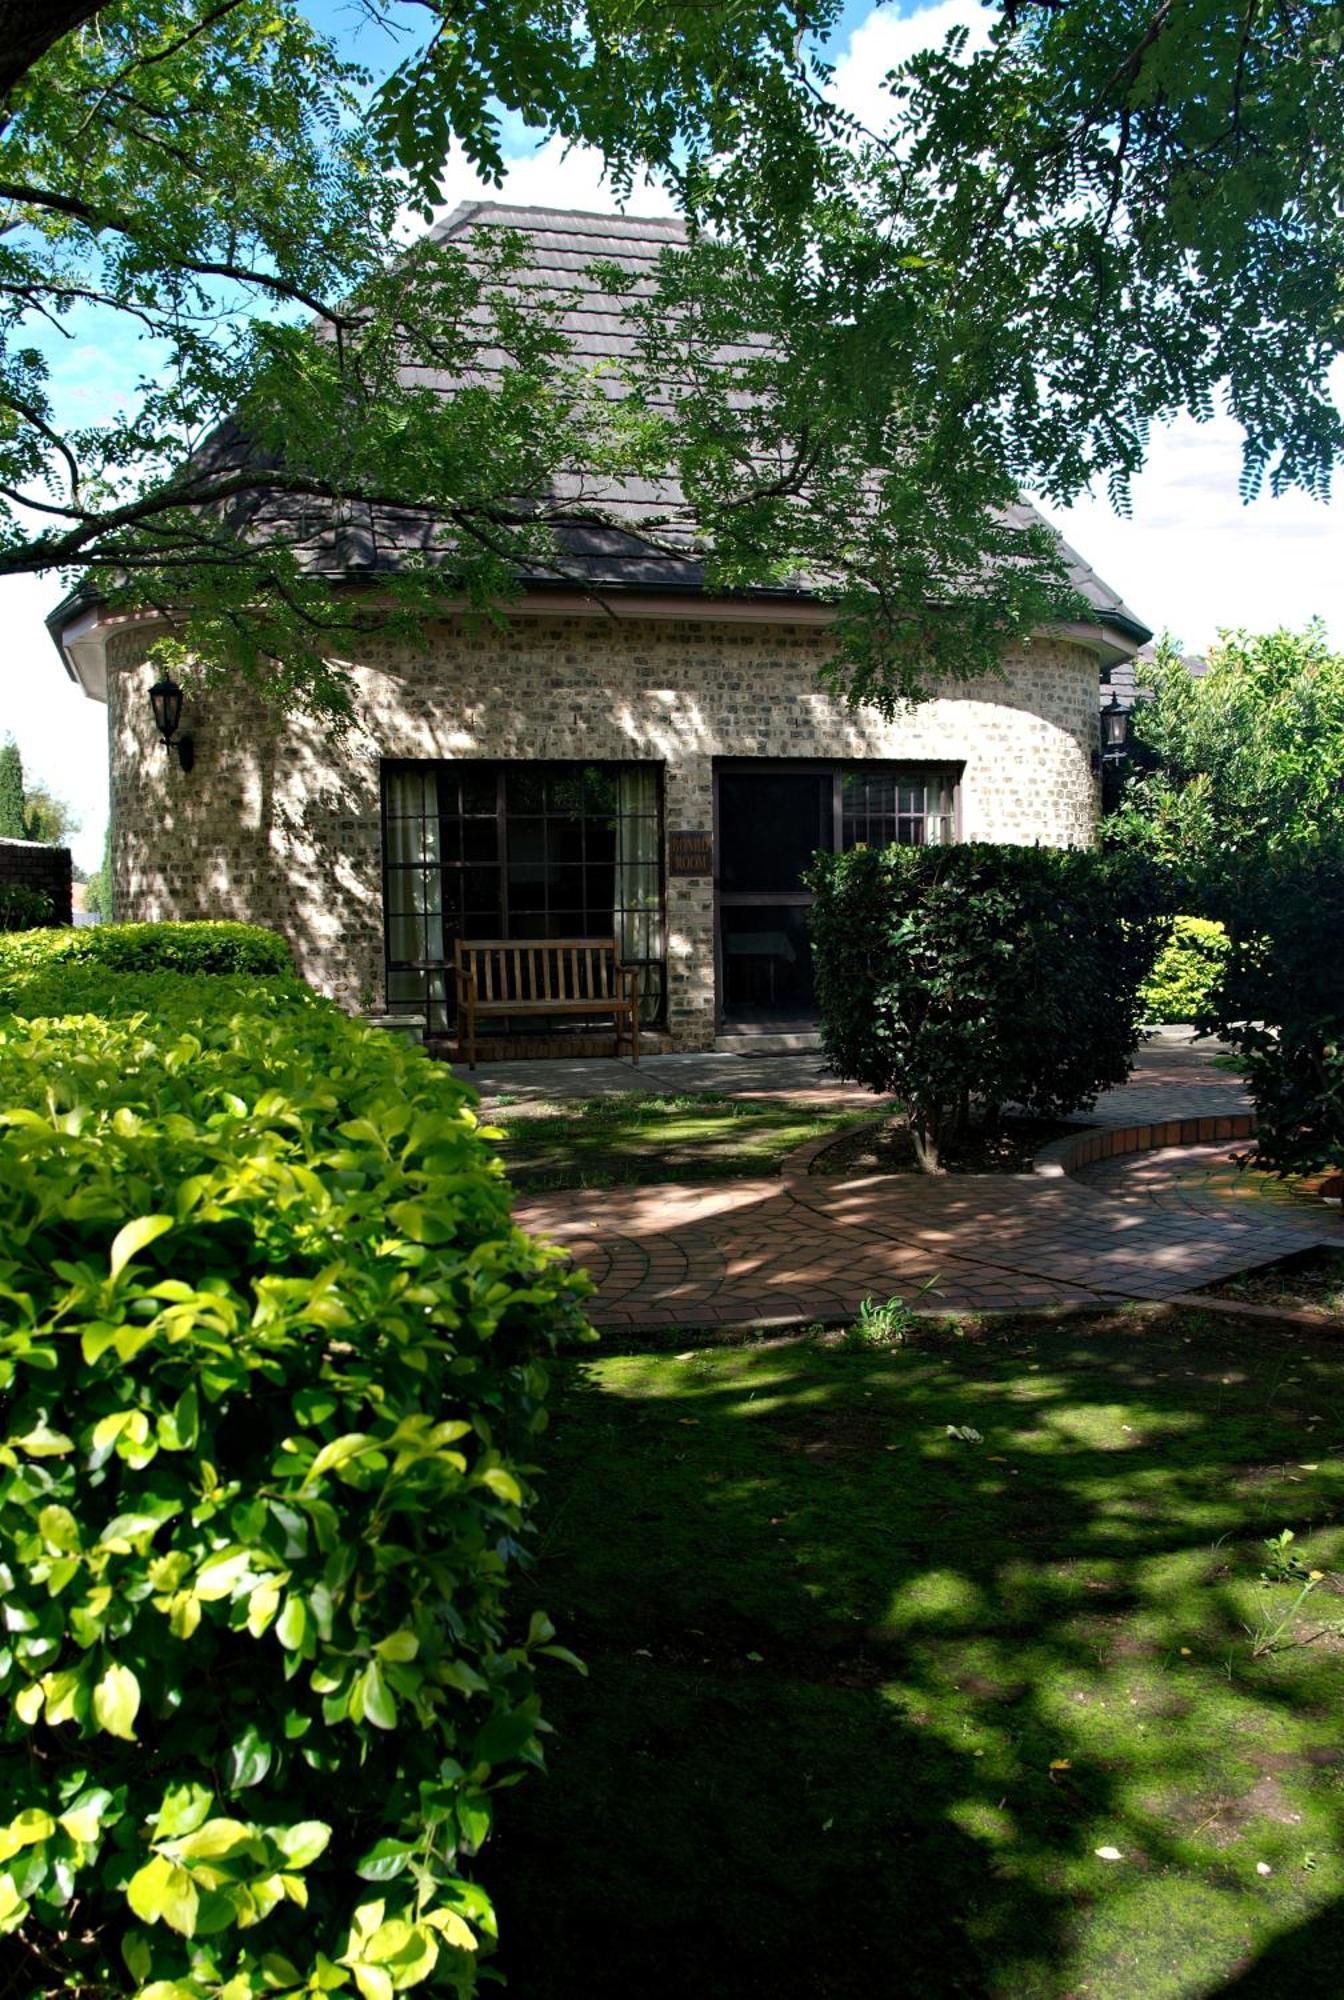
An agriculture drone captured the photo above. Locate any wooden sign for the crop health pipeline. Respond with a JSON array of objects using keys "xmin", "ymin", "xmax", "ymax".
[{"xmin": 668, "ymin": 830, "xmax": 713, "ymax": 877}]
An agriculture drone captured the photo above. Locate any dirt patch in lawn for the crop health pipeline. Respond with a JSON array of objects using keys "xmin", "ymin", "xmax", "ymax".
[
  {"xmin": 1200, "ymin": 1247, "xmax": 1344, "ymax": 1318},
  {"xmin": 808, "ymin": 1110, "xmax": 1082, "ymax": 1176}
]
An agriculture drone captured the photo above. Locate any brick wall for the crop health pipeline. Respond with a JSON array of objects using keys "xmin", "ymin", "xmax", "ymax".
[
  {"xmin": 107, "ymin": 613, "xmax": 1103, "ymax": 1050},
  {"xmin": 0, "ymin": 837, "xmax": 72, "ymax": 926}
]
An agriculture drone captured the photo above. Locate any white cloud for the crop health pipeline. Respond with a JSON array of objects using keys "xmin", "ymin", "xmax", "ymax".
[
  {"xmin": 1040, "ymin": 368, "xmax": 1344, "ymax": 653},
  {"xmin": 830, "ymin": 0, "xmax": 991, "ymax": 135},
  {"xmin": 417, "ymin": 135, "xmax": 680, "ymax": 236}
]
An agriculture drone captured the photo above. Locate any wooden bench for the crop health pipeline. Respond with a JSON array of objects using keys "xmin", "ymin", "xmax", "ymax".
[{"xmin": 454, "ymin": 938, "xmax": 641, "ymax": 1070}]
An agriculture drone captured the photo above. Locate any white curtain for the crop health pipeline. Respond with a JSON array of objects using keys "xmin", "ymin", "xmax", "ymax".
[
  {"xmin": 615, "ymin": 765, "xmax": 663, "ymax": 1022},
  {"xmin": 384, "ymin": 767, "xmax": 444, "ymax": 1015}
]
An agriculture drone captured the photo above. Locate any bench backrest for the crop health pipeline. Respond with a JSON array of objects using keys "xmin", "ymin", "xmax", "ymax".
[{"xmin": 455, "ymin": 938, "xmax": 621, "ymax": 1005}]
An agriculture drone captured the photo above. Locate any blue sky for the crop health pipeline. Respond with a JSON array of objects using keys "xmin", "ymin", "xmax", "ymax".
[{"xmin": 4, "ymin": 0, "xmax": 1342, "ymax": 871}]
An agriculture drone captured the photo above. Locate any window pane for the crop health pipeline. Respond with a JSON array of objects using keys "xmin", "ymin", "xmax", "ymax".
[{"xmin": 718, "ymin": 772, "xmax": 832, "ymax": 891}]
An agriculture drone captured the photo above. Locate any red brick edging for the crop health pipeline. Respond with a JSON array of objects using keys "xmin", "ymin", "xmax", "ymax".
[{"xmin": 1032, "ymin": 1112, "xmax": 1258, "ymax": 1179}]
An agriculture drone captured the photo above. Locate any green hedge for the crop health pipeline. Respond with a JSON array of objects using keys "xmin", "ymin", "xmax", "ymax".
[
  {"xmin": 1139, "ymin": 916, "xmax": 1231, "ymax": 1024},
  {"xmin": 0, "ymin": 919, "xmax": 293, "ymax": 977},
  {"xmin": 808, "ymin": 843, "xmax": 1166, "ymax": 1171},
  {"xmin": 0, "ymin": 964, "xmax": 312, "ymax": 1025},
  {"xmin": 1209, "ymin": 843, "xmax": 1344, "ymax": 1177},
  {"xmin": 0, "ymin": 966, "xmax": 591, "ymax": 1997}
]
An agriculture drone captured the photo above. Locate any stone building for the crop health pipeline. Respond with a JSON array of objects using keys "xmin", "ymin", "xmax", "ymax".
[{"xmin": 49, "ymin": 205, "xmax": 1149, "ymax": 1055}]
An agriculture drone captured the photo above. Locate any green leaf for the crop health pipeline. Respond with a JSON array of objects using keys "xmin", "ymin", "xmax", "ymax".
[
  {"xmin": 373, "ymin": 1629, "xmax": 419, "ymax": 1662},
  {"xmin": 360, "ymin": 1662, "xmax": 397, "ymax": 1731},
  {"xmin": 273, "ymin": 1820, "xmax": 331, "ymax": 1868},
  {"xmin": 91, "ymin": 1662, "xmax": 140, "ymax": 1740},
  {"xmin": 225, "ymin": 1721, "xmax": 273, "ymax": 1789},
  {"xmin": 479, "ymin": 1466, "xmax": 523, "ymax": 1505},
  {"xmin": 0, "ymin": 1874, "xmax": 30, "ymax": 1934},
  {"xmin": 109, "ymin": 1214, "xmax": 174, "ymax": 1281},
  {"xmin": 305, "ymin": 1432, "xmax": 380, "ymax": 1485},
  {"xmin": 155, "ymin": 1784, "xmax": 213, "ymax": 1839},
  {"xmin": 170, "ymin": 1818, "xmax": 260, "ymax": 1862},
  {"xmin": 127, "ymin": 1854, "xmax": 199, "ymax": 1935},
  {"xmin": 354, "ymin": 1837, "xmax": 414, "ymax": 1883}
]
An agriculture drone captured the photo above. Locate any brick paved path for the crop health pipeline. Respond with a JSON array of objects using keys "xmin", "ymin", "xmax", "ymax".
[{"xmin": 510, "ymin": 1042, "xmax": 1344, "ymax": 1331}]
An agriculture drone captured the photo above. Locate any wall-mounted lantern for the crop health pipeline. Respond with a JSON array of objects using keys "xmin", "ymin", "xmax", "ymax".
[
  {"xmin": 149, "ymin": 678, "xmax": 194, "ymax": 773},
  {"xmin": 1092, "ymin": 690, "xmax": 1132, "ymax": 775}
]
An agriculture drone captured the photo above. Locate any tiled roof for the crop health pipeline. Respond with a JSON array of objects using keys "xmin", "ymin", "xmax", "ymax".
[
  {"xmin": 103, "ymin": 202, "xmax": 1159, "ymax": 641},
  {"xmin": 1105, "ymin": 642, "xmax": 1208, "ymax": 708}
]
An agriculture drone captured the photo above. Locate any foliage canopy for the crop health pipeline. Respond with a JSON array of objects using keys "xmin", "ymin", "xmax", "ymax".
[
  {"xmin": 6, "ymin": 2, "xmax": 1344, "ymax": 715},
  {"xmin": 1110, "ymin": 626, "xmax": 1344, "ymax": 884}
]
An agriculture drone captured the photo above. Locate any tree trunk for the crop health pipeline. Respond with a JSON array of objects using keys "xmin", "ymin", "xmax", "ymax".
[
  {"xmin": 910, "ymin": 1107, "xmax": 946, "ymax": 1175},
  {"xmin": 0, "ymin": 1, "xmax": 108, "ymax": 106}
]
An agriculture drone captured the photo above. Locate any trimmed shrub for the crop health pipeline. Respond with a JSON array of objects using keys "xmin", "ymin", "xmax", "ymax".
[
  {"xmin": 1210, "ymin": 842, "xmax": 1344, "ymax": 1177},
  {"xmin": 0, "ymin": 973, "xmax": 591, "ymax": 1996},
  {"xmin": 0, "ymin": 883, "xmax": 54, "ymax": 932},
  {"xmin": 1139, "ymin": 916, "xmax": 1231, "ymax": 1024},
  {"xmin": 0, "ymin": 919, "xmax": 292, "ymax": 978},
  {"xmin": 0, "ymin": 964, "xmax": 311, "ymax": 1025},
  {"xmin": 808, "ymin": 843, "xmax": 1166, "ymax": 1171}
]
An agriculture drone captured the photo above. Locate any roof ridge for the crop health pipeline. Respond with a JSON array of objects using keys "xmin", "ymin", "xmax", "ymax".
[{"xmin": 432, "ymin": 199, "xmax": 687, "ymax": 238}]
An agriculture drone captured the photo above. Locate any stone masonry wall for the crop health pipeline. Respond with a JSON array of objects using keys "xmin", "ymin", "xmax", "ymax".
[
  {"xmin": 107, "ymin": 615, "xmax": 1101, "ymax": 1050},
  {"xmin": 0, "ymin": 836, "xmax": 72, "ymax": 926}
]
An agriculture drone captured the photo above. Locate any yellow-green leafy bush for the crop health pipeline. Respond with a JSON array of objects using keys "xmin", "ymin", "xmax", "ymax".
[
  {"xmin": 0, "ymin": 974, "xmax": 590, "ymax": 1997},
  {"xmin": 1138, "ymin": 915, "xmax": 1231, "ymax": 1024},
  {"xmin": 0, "ymin": 919, "xmax": 292, "ymax": 979}
]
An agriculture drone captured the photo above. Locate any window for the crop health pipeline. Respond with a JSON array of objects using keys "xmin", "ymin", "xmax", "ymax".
[
  {"xmin": 383, "ymin": 761, "xmax": 665, "ymax": 1029},
  {"xmin": 840, "ymin": 769, "xmax": 956, "ymax": 849}
]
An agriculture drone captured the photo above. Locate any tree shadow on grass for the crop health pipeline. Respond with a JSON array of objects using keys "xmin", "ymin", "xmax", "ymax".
[{"xmin": 492, "ymin": 1309, "xmax": 1344, "ymax": 1999}]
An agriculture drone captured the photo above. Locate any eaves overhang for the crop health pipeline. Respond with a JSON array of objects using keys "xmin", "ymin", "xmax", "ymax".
[{"xmin": 45, "ymin": 580, "xmax": 1148, "ymax": 703}]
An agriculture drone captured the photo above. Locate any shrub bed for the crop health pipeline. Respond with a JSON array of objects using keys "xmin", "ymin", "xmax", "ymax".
[
  {"xmin": 0, "ymin": 883, "xmax": 54, "ymax": 932},
  {"xmin": 0, "ymin": 919, "xmax": 294, "ymax": 978},
  {"xmin": 0, "ymin": 964, "xmax": 591, "ymax": 1996},
  {"xmin": 1139, "ymin": 915, "xmax": 1230, "ymax": 1024},
  {"xmin": 808, "ymin": 843, "xmax": 1165, "ymax": 1171}
]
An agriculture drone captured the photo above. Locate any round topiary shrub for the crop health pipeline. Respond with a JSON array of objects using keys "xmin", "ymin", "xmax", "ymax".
[
  {"xmin": 808, "ymin": 842, "xmax": 1166, "ymax": 1171},
  {"xmin": 0, "ymin": 977, "xmax": 591, "ymax": 1996}
]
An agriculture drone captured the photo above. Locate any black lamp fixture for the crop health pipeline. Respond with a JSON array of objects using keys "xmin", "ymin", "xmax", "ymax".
[
  {"xmin": 1092, "ymin": 689, "xmax": 1132, "ymax": 774},
  {"xmin": 149, "ymin": 677, "xmax": 194, "ymax": 773}
]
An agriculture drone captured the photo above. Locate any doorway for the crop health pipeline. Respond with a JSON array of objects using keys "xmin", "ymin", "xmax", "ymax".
[{"xmin": 713, "ymin": 762, "xmax": 959, "ymax": 1031}]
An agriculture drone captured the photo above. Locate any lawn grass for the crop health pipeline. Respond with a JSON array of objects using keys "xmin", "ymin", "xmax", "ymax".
[
  {"xmin": 494, "ymin": 1308, "xmax": 1344, "ymax": 1998},
  {"xmin": 485, "ymin": 1091, "xmax": 872, "ymax": 1190}
]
